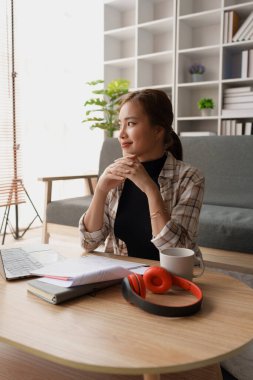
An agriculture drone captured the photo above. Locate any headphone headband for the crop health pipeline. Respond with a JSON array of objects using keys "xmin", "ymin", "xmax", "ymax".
[{"xmin": 122, "ymin": 269, "xmax": 203, "ymax": 317}]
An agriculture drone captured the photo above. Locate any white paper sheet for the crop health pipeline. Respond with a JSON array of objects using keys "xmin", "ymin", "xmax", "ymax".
[{"xmin": 31, "ymin": 255, "xmax": 148, "ymax": 287}]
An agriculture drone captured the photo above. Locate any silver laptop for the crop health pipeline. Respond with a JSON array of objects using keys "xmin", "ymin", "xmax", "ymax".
[{"xmin": 0, "ymin": 244, "xmax": 64, "ymax": 281}]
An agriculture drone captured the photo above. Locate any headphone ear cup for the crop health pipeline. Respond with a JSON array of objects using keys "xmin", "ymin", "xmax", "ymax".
[
  {"xmin": 127, "ymin": 273, "xmax": 146, "ymax": 298},
  {"xmin": 143, "ymin": 266, "xmax": 173, "ymax": 294}
]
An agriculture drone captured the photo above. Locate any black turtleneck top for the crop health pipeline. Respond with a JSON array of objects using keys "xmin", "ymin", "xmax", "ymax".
[{"xmin": 114, "ymin": 154, "xmax": 167, "ymax": 260}]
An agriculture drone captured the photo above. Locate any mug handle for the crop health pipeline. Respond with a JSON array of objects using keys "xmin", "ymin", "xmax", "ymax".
[{"xmin": 193, "ymin": 256, "xmax": 205, "ymax": 278}]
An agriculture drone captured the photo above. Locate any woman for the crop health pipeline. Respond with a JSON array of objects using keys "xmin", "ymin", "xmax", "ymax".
[{"xmin": 79, "ymin": 89, "xmax": 205, "ymax": 261}]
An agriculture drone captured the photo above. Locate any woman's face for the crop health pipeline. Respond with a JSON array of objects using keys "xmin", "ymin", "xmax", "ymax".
[{"xmin": 118, "ymin": 101, "xmax": 164, "ymax": 161}]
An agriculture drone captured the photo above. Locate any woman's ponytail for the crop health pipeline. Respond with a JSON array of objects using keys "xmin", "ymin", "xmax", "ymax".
[{"xmin": 167, "ymin": 131, "xmax": 183, "ymax": 161}]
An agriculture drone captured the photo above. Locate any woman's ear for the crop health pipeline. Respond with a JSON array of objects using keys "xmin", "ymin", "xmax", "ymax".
[{"xmin": 154, "ymin": 125, "xmax": 165, "ymax": 140}]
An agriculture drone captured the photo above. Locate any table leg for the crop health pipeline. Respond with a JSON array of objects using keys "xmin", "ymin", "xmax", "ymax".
[
  {"xmin": 214, "ymin": 364, "xmax": 223, "ymax": 380},
  {"xmin": 143, "ymin": 374, "xmax": 160, "ymax": 380}
]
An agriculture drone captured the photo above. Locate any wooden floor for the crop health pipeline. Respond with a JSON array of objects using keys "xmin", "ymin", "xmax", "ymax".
[{"xmin": 2, "ymin": 226, "xmax": 80, "ymax": 250}]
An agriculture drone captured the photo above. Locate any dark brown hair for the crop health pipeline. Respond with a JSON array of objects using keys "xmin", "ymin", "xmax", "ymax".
[{"xmin": 119, "ymin": 89, "xmax": 183, "ymax": 160}]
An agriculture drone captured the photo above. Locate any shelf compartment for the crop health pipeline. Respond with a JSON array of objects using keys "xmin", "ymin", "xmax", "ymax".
[
  {"xmin": 104, "ymin": 59, "xmax": 135, "ymax": 88},
  {"xmin": 138, "ymin": 0, "xmax": 174, "ymax": 24},
  {"xmin": 104, "ymin": 27, "xmax": 135, "ymax": 61},
  {"xmin": 222, "ymin": 78, "xmax": 253, "ymax": 87},
  {"xmin": 137, "ymin": 52, "xmax": 173, "ymax": 87},
  {"xmin": 178, "ymin": 46, "xmax": 220, "ymax": 83},
  {"xmin": 138, "ymin": 18, "xmax": 174, "ymax": 55},
  {"xmin": 224, "ymin": 1, "xmax": 253, "ymax": 10},
  {"xmin": 222, "ymin": 42, "xmax": 253, "ymax": 80},
  {"xmin": 223, "ymin": 3, "xmax": 253, "ymax": 45},
  {"xmin": 177, "ymin": 119, "xmax": 219, "ymax": 135},
  {"xmin": 178, "ymin": 10, "xmax": 221, "ymax": 50},
  {"xmin": 104, "ymin": 0, "xmax": 136, "ymax": 32},
  {"xmin": 177, "ymin": 85, "xmax": 219, "ymax": 118},
  {"xmin": 179, "ymin": 0, "xmax": 221, "ymax": 17}
]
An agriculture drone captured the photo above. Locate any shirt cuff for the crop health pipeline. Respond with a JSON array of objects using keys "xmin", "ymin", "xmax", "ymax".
[
  {"xmin": 79, "ymin": 213, "xmax": 105, "ymax": 244},
  {"xmin": 151, "ymin": 220, "xmax": 187, "ymax": 250}
]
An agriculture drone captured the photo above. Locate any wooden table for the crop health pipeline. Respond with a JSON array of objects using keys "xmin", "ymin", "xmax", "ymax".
[{"xmin": 0, "ymin": 247, "xmax": 253, "ymax": 380}]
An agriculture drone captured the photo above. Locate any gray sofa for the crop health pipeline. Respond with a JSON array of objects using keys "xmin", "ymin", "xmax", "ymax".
[
  {"xmin": 43, "ymin": 136, "xmax": 253, "ymax": 254},
  {"xmin": 182, "ymin": 136, "xmax": 253, "ymax": 254}
]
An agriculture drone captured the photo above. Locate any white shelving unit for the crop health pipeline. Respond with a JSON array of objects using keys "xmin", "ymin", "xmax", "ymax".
[
  {"xmin": 176, "ymin": 0, "xmax": 222, "ymax": 135},
  {"xmin": 104, "ymin": 0, "xmax": 177, "ymax": 108},
  {"xmin": 104, "ymin": 0, "xmax": 253, "ymax": 136}
]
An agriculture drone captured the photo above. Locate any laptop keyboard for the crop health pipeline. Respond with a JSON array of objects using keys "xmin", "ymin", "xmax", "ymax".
[{"xmin": 1, "ymin": 247, "xmax": 44, "ymax": 277}]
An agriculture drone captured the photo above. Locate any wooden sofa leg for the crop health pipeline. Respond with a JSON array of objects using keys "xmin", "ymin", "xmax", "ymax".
[
  {"xmin": 41, "ymin": 180, "xmax": 52, "ymax": 244},
  {"xmin": 42, "ymin": 222, "xmax": 50, "ymax": 244}
]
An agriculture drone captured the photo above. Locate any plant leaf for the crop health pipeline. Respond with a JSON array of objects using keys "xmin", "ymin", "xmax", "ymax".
[
  {"xmin": 84, "ymin": 98, "xmax": 107, "ymax": 107},
  {"xmin": 86, "ymin": 79, "xmax": 104, "ymax": 86}
]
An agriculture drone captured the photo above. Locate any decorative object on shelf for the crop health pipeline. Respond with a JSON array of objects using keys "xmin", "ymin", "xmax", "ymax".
[
  {"xmin": 197, "ymin": 98, "xmax": 214, "ymax": 116},
  {"xmin": 82, "ymin": 78, "xmax": 130, "ymax": 137},
  {"xmin": 189, "ymin": 63, "xmax": 205, "ymax": 82}
]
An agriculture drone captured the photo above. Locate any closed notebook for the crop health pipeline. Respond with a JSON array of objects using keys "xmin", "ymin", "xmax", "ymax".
[{"xmin": 27, "ymin": 278, "xmax": 121, "ymax": 304}]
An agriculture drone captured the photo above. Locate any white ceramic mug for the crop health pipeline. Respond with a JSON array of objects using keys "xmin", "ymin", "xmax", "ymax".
[{"xmin": 159, "ymin": 248, "xmax": 205, "ymax": 280}]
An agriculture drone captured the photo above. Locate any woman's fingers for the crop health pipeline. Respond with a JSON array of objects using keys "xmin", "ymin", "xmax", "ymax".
[
  {"xmin": 109, "ymin": 161, "xmax": 134, "ymax": 172},
  {"xmin": 114, "ymin": 155, "xmax": 137, "ymax": 165},
  {"xmin": 109, "ymin": 164, "xmax": 133, "ymax": 176},
  {"xmin": 108, "ymin": 173, "xmax": 125, "ymax": 180}
]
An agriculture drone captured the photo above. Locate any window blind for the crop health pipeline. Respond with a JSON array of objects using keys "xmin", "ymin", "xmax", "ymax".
[{"xmin": 0, "ymin": 0, "xmax": 25, "ymax": 208}]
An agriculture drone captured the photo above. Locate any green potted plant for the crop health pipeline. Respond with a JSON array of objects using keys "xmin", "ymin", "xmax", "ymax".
[
  {"xmin": 82, "ymin": 78, "xmax": 130, "ymax": 137},
  {"xmin": 189, "ymin": 63, "xmax": 205, "ymax": 82},
  {"xmin": 197, "ymin": 97, "xmax": 215, "ymax": 116}
]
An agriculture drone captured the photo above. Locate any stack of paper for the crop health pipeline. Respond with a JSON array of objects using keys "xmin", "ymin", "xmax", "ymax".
[
  {"xmin": 30, "ymin": 255, "xmax": 147, "ymax": 287},
  {"xmin": 27, "ymin": 255, "xmax": 148, "ymax": 304}
]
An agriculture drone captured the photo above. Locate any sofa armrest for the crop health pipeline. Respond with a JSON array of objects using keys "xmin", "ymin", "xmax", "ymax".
[
  {"xmin": 38, "ymin": 173, "xmax": 97, "ymax": 244},
  {"xmin": 38, "ymin": 174, "xmax": 97, "ymax": 182},
  {"xmin": 38, "ymin": 173, "xmax": 98, "ymax": 205}
]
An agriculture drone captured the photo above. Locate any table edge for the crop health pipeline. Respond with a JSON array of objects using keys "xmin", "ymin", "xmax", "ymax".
[{"xmin": 1, "ymin": 335, "xmax": 252, "ymax": 375}]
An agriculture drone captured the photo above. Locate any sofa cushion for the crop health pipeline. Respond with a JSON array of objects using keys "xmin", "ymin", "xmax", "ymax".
[
  {"xmin": 46, "ymin": 195, "xmax": 93, "ymax": 227},
  {"xmin": 181, "ymin": 136, "xmax": 253, "ymax": 209},
  {"xmin": 198, "ymin": 204, "xmax": 253, "ymax": 253}
]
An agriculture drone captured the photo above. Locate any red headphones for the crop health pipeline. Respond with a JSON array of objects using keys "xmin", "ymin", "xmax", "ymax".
[{"xmin": 122, "ymin": 266, "xmax": 203, "ymax": 317}]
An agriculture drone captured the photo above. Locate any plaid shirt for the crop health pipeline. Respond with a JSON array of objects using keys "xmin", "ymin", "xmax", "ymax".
[{"xmin": 79, "ymin": 153, "xmax": 205, "ymax": 260}]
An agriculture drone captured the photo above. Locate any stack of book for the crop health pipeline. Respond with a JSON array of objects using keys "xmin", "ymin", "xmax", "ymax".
[
  {"xmin": 223, "ymin": 10, "xmax": 240, "ymax": 43},
  {"xmin": 222, "ymin": 86, "xmax": 253, "ymax": 117},
  {"xmin": 221, "ymin": 120, "xmax": 253, "ymax": 135},
  {"xmin": 232, "ymin": 11, "xmax": 253, "ymax": 42},
  {"xmin": 241, "ymin": 49, "xmax": 253, "ymax": 78}
]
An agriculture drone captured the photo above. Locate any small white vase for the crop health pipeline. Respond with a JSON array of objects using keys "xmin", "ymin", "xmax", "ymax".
[
  {"xmin": 192, "ymin": 74, "xmax": 204, "ymax": 82},
  {"xmin": 201, "ymin": 108, "xmax": 212, "ymax": 117}
]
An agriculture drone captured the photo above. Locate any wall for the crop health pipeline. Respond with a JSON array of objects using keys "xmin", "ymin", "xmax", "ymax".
[{"xmin": 2, "ymin": 0, "xmax": 104, "ymax": 232}]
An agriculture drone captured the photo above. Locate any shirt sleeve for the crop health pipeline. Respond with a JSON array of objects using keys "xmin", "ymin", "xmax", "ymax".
[
  {"xmin": 79, "ymin": 197, "xmax": 111, "ymax": 252},
  {"xmin": 151, "ymin": 170, "xmax": 205, "ymax": 251}
]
